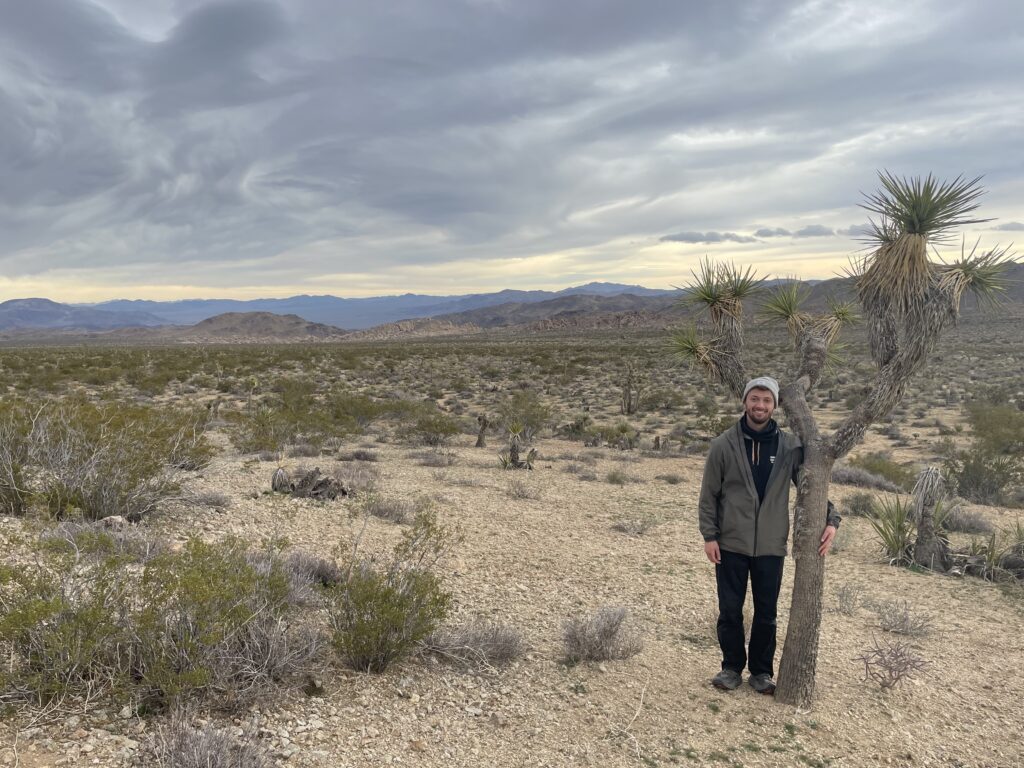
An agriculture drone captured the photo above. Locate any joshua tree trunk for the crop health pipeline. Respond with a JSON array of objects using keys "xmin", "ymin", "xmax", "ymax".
[
  {"xmin": 475, "ymin": 415, "xmax": 489, "ymax": 448},
  {"xmin": 775, "ymin": 439, "xmax": 833, "ymax": 705}
]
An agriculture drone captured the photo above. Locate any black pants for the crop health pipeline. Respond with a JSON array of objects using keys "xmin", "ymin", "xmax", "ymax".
[{"xmin": 715, "ymin": 549, "xmax": 784, "ymax": 677}]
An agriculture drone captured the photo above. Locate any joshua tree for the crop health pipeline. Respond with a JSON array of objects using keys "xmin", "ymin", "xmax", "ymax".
[
  {"xmin": 911, "ymin": 466, "xmax": 952, "ymax": 572},
  {"xmin": 671, "ymin": 172, "xmax": 1013, "ymax": 706}
]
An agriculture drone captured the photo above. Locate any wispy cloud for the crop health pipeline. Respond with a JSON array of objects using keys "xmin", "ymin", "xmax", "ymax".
[
  {"xmin": 661, "ymin": 231, "xmax": 759, "ymax": 244},
  {"xmin": 0, "ymin": 0, "xmax": 1021, "ymax": 299}
]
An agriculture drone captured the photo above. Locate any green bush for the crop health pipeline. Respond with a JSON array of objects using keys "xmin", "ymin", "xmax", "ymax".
[
  {"xmin": 965, "ymin": 403, "xmax": 1024, "ymax": 455},
  {"xmin": 327, "ymin": 512, "xmax": 456, "ymax": 673},
  {"xmin": 406, "ymin": 413, "xmax": 461, "ymax": 446},
  {"xmin": 498, "ymin": 390, "xmax": 552, "ymax": 441},
  {"xmin": 848, "ymin": 452, "xmax": 916, "ymax": 491},
  {"xmin": 0, "ymin": 398, "xmax": 213, "ymax": 520},
  {"xmin": 845, "ymin": 491, "xmax": 878, "ymax": 518},
  {"xmin": 944, "ymin": 449, "xmax": 1022, "ymax": 506},
  {"xmin": 0, "ymin": 538, "xmax": 322, "ymax": 712}
]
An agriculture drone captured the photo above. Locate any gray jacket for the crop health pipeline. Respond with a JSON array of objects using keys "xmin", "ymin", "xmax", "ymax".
[{"xmin": 698, "ymin": 420, "xmax": 839, "ymax": 557}]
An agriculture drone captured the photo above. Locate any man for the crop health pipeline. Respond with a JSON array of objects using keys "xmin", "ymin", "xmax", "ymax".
[{"xmin": 698, "ymin": 376, "xmax": 840, "ymax": 695}]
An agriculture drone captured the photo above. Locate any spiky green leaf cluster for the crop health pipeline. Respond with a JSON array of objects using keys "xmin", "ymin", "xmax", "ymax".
[
  {"xmin": 681, "ymin": 259, "xmax": 762, "ymax": 318},
  {"xmin": 860, "ymin": 172, "xmax": 990, "ymax": 245}
]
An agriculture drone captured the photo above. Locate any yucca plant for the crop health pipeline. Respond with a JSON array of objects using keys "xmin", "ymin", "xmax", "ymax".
[
  {"xmin": 760, "ymin": 281, "xmax": 811, "ymax": 341},
  {"xmin": 870, "ymin": 496, "xmax": 915, "ymax": 566},
  {"xmin": 858, "ymin": 173, "xmax": 990, "ymax": 315}
]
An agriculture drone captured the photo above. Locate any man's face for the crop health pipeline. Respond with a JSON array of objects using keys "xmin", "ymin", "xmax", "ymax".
[{"xmin": 744, "ymin": 388, "xmax": 775, "ymax": 426}]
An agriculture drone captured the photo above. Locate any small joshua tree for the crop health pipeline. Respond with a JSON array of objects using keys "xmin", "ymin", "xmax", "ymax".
[
  {"xmin": 671, "ymin": 172, "xmax": 1013, "ymax": 706},
  {"xmin": 499, "ymin": 423, "xmax": 537, "ymax": 470},
  {"xmin": 912, "ymin": 466, "xmax": 952, "ymax": 572}
]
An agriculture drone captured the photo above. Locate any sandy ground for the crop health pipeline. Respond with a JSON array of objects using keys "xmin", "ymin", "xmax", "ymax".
[{"xmin": 2, "ymin": 426, "xmax": 1023, "ymax": 768}]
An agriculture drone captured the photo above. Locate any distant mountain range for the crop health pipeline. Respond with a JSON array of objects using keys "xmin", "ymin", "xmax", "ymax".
[
  {"xmin": 0, "ymin": 268, "xmax": 1019, "ymax": 340},
  {"xmin": 81, "ymin": 282, "xmax": 676, "ymax": 329}
]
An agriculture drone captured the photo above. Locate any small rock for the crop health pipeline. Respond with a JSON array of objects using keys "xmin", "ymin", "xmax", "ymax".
[
  {"xmin": 465, "ymin": 706, "xmax": 483, "ymax": 717},
  {"xmin": 118, "ymin": 705, "xmax": 133, "ymax": 719},
  {"xmin": 409, "ymin": 740, "xmax": 428, "ymax": 752}
]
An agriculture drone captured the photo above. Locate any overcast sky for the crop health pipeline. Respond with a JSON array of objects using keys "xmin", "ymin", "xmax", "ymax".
[{"xmin": 1, "ymin": 0, "xmax": 1022, "ymax": 301}]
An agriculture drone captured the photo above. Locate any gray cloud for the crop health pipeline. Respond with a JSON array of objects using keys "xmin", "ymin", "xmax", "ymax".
[
  {"xmin": 661, "ymin": 231, "xmax": 759, "ymax": 245},
  {"xmin": 837, "ymin": 223, "xmax": 873, "ymax": 237},
  {"xmin": 993, "ymin": 222, "xmax": 1024, "ymax": 231},
  {"xmin": 793, "ymin": 225, "xmax": 835, "ymax": 238},
  {"xmin": 0, "ymin": 0, "xmax": 1022, "ymax": 296}
]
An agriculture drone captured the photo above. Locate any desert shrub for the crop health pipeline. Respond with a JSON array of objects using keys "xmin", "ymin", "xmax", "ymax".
[
  {"xmin": 39, "ymin": 520, "xmax": 169, "ymax": 564},
  {"xmin": 938, "ymin": 502, "xmax": 993, "ymax": 534},
  {"xmin": 868, "ymin": 496, "xmax": 914, "ymax": 566},
  {"xmin": 563, "ymin": 606, "xmax": 643, "ymax": 664},
  {"xmin": 351, "ymin": 449, "xmax": 379, "ymax": 462},
  {"xmin": 844, "ymin": 491, "xmax": 878, "ymax": 518},
  {"xmin": 830, "ymin": 583, "xmax": 863, "ymax": 616},
  {"xmin": 944, "ymin": 449, "xmax": 1022, "ymax": 506},
  {"xmin": 332, "ymin": 463, "xmax": 378, "ymax": 494},
  {"xmin": 586, "ymin": 421, "xmax": 639, "ymax": 450},
  {"xmin": 287, "ymin": 443, "xmax": 322, "ymax": 458},
  {"xmin": 964, "ymin": 403, "xmax": 1024, "ymax": 454},
  {"xmin": 855, "ymin": 636, "xmax": 929, "ymax": 690},
  {"xmin": 0, "ymin": 398, "xmax": 213, "ymax": 520},
  {"xmin": 406, "ymin": 413, "xmax": 461, "ymax": 446},
  {"xmin": 498, "ymin": 390, "xmax": 552, "ymax": 442},
  {"xmin": 832, "ymin": 465, "xmax": 899, "ymax": 492},
  {"xmin": 655, "ymin": 473, "xmax": 683, "ymax": 485},
  {"xmin": 423, "ymin": 621, "xmax": 526, "ymax": 667},
  {"xmin": 147, "ymin": 718, "xmax": 272, "ymax": 768},
  {"xmin": 848, "ymin": 452, "xmax": 915, "ymax": 491},
  {"xmin": 874, "ymin": 599, "xmax": 932, "ymax": 636},
  {"xmin": 285, "ymin": 550, "xmax": 343, "ymax": 588},
  {"xmin": 360, "ymin": 494, "xmax": 426, "ymax": 524},
  {"xmin": 507, "ymin": 477, "xmax": 541, "ymax": 500},
  {"xmin": 327, "ymin": 512, "xmax": 456, "ymax": 673},
  {"xmin": 0, "ymin": 538, "xmax": 322, "ymax": 712},
  {"xmin": 412, "ymin": 449, "xmax": 457, "ymax": 467},
  {"xmin": 606, "ymin": 469, "xmax": 638, "ymax": 485},
  {"xmin": 639, "ymin": 387, "xmax": 685, "ymax": 412}
]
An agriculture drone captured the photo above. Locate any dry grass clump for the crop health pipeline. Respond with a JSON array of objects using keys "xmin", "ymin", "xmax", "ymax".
[
  {"xmin": 507, "ymin": 477, "xmax": 541, "ymax": 500},
  {"xmin": 830, "ymin": 583, "xmax": 864, "ymax": 616},
  {"xmin": 412, "ymin": 449, "xmax": 458, "ymax": 468},
  {"xmin": 423, "ymin": 620, "xmax": 526, "ymax": 667},
  {"xmin": 605, "ymin": 469, "xmax": 640, "ymax": 486},
  {"xmin": 40, "ymin": 520, "xmax": 170, "ymax": 563},
  {"xmin": 285, "ymin": 550, "xmax": 343, "ymax": 587},
  {"xmin": 655, "ymin": 473, "xmax": 683, "ymax": 485},
  {"xmin": 191, "ymin": 490, "xmax": 233, "ymax": 510},
  {"xmin": 563, "ymin": 606, "xmax": 643, "ymax": 664},
  {"xmin": 332, "ymin": 463, "xmax": 379, "ymax": 494},
  {"xmin": 147, "ymin": 718, "xmax": 271, "ymax": 768},
  {"xmin": 361, "ymin": 494, "xmax": 429, "ymax": 524},
  {"xmin": 874, "ymin": 599, "xmax": 933, "ymax": 636},
  {"xmin": 941, "ymin": 504, "xmax": 994, "ymax": 534},
  {"xmin": 611, "ymin": 515, "xmax": 658, "ymax": 536},
  {"xmin": 832, "ymin": 465, "xmax": 900, "ymax": 492}
]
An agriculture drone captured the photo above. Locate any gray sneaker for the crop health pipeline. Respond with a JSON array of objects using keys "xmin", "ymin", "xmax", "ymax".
[
  {"xmin": 748, "ymin": 673, "xmax": 776, "ymax": 695},
  {"xmin": 711, "ymin": 669, "xmax": 742, "ymax": 690}
]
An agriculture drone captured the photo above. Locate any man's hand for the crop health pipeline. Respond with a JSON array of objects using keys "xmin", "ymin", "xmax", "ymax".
[
  {"xmin": 819, "ymin": 525, "xmax": 837, "ymax": 556},
  {"xmin": 704, "ymin": 540, "xmax": 721, "ymax": 564}
]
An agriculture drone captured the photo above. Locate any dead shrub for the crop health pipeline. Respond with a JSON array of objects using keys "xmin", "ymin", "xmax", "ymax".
[
  {"xmin": 507, "ymin": 477, "xmax": 541, "ymax": 500},
  {"xmin": 147, "ymin": 718, "xmax": 272, "ymax": 768},
  {"xmin": 361, "ymin": 494, "xmax": 426, "ymax": 524},
  {"xmin": 423, "ymin": 621, "xmax": 526, "ymax": 667},
  {"xmin": 563, "ymin": 606, "xmax": 643, "ymax": 664},
  {"xmin": 874, "ymin": 599, "xmax": 932, "ymax": 636},
  {"xmin": 855, "ymin": 635, "xmax": 929, "ymax": 690},
  {"xmin": 332, "ymin": 463, "xmax": 378, "ymax": 494}
]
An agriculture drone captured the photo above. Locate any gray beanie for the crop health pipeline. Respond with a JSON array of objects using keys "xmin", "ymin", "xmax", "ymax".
[{"xmin": 743, "ymin": 376, "xmax": 779, "ymax": 405}]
